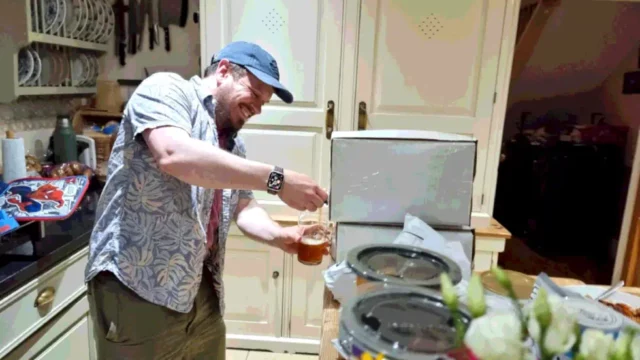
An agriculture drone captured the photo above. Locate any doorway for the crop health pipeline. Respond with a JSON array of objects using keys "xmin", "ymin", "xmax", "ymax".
[{"xmin": 493, "ymin": 0, "xmax": 640, "ymax": 285}]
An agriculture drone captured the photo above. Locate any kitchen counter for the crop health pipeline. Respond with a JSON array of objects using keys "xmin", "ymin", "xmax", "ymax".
[
  {"xmin": 0, "ymin": 181, "xmax": 102, "ymax": 300},
  {"xmin": 318, "ymin": 275, "xmax": 587, "ymax": 360}
]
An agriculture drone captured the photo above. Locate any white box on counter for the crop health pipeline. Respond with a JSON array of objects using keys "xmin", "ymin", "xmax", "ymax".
[
  {"xmin": 329, "ymin": 130, "xmax": 477, "ymax": 227},
  {"xmin": 332, "ymin": 222, "xmax": 475, "ymax": 264}
]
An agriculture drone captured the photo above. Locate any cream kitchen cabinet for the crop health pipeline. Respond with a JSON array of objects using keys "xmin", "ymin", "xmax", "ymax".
[
  {"xmin": 1, "ymin": 247, "xmax": 96, "ymax": 360},
  {"xmin": 202, "ymin": 0, "xmax": 521, "ymax": 354},
  {"xmin": 224, "ymin": 223, "xmax": 328, "ymax": 354}
]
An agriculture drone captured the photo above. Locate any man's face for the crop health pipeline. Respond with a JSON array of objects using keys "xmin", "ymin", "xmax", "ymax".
[{"xmin": 212, "ymin": 60, "xmax": 274, "ymax": 134}]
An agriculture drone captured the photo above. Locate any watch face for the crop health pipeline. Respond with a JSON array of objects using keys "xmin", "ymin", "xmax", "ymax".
[{"xmin": 268, "ymin": 172, "xmax": 284, "ymax": 191}]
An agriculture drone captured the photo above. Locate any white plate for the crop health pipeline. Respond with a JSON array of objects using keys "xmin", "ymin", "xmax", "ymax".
[
  {"xmin": 51, "ymin": 0, "xmax": 67, "ymax": 34},
  {"xmin": 39, "ymin": 50, "xmax": 53, "ymax": 86},
  {"xmin": 43, "ymin": 0, "xmax": 60, "ymax": 33},
  {"xmin": 18, "ymin": 47, "xmax": 34, "ymax": 86},
  {"xmin": 26, "ymin": 48, "xmax": 42, "ymax": 86},
  {"xmin": 564, "ymin": 285, "xmax": 640, "ymax": 330},
  {"xmin": 81, "ymin": 0, "xmax": 95, "ymax": 41}
]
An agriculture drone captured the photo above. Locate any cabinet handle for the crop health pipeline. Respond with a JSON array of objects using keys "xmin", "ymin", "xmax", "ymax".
[
  {"xmin": 325, "ymin": 100, "xmax": 335, "ymax": 140},
  {"xmin": 34, "ymin": 287, "xmax": 56, "ymax": 308},
  {"xmin": 272, "ymin": 271, "xmax": 280, "ymax": 279},
  {"xmin": 358, "ymin": 101, "xmax": 367, "ymax": 131}
]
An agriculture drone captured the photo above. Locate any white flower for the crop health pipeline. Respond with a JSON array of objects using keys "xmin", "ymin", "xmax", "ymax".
[
  {"xmin": 631, "ymin": 334, "xmax": 640, "ymax": 360},
  {"xmin": 464, "ymin": 311, "xmax": 526, "ymax": 360},
  {"xmin": 526, "ymin": 294, "xmax": 578, "ymax": 355},
  {"xmin": 577, "ymin": 329, "xmax": 614, "ymax": 360}
]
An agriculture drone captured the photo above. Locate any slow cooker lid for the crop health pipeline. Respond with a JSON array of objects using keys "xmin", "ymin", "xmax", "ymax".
[
  {"xmin": 344, "ymin": 289, "xmax": 470, "ymax": 355},
  {"xmin": 347, "ymin": 244, "xmax": 462, "ymax": 287}
]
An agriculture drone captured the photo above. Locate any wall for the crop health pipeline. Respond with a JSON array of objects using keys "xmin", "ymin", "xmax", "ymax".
[
  {"xmin": 0, "ymin": 97, "xmax": 90, "ymax": 163},
  {"xmin": 504, "ymin": 1, "xmax": 640, "ymax": 142},
  {"xmin": 99, "ymin": 0, "xmax": 201, "ymax": 99},
  {"xmin": 509, "ymin": 0, "xmax": 640, "ymax": 103}
]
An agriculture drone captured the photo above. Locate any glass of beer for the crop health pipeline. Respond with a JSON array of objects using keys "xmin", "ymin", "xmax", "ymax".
[{"xmin": 297, "ymin": 211, "xmax": 333, "ymax": 266}]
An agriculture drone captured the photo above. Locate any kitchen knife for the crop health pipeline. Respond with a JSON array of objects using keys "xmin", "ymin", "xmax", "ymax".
[
  {"xmin": 113, "ymin": 0, "xmax": 129, "ymax": 66},
  {"xmin": 128, "ymin": 0, "xmax": 139, "ymax": 54},
  {"xmin": 148, "ymin": 0, "xmax": 159, "ymax": 50},
  {"xmin": 158, "ymin": 0, "xmax": 187, "ymax": 52},
  {"xmin": 137, "ymin": 0, "xmax": 146, "ymax": 51}
]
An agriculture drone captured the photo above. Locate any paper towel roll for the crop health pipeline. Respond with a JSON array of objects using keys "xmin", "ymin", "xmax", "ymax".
[{"xmin": 2, "ymin": 137, "xmax": 27, "ymax": 183}]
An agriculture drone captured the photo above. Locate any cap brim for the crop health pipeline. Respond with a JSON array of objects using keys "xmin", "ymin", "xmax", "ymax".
[{"xmin": 244, "ymin": 66, "xmax": 294, "ymax": 104}]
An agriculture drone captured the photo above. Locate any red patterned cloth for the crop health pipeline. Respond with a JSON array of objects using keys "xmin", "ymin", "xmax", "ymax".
[{"xmin": 206, "ymin": 132, "xmax": 228, "ymax": 251}]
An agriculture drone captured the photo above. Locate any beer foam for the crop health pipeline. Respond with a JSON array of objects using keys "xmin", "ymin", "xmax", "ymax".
[{"xmin": 301, "ymin": 237, "xmax": 327, "ymax": 246}]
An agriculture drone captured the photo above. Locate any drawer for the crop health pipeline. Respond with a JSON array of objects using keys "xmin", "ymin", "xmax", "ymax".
[{"xmin": 0, "ymin": 247, "xmax": 89, "ymax": 358}]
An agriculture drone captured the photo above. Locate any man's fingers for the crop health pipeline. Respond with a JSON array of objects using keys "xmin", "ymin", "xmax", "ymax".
[{"xmin": 315, "ymin": 186, "xmax": 329, "ymax": 203}]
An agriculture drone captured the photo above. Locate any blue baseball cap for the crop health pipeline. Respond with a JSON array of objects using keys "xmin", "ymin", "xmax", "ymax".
[{"xmin": 211, "ymin": 41, "xmax": 293, "ymax": 104}]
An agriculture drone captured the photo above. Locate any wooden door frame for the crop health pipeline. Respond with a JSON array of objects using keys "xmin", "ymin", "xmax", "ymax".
[{"xmin": 613, "ymin": 129, "xmax": 640, "ymax": 284}]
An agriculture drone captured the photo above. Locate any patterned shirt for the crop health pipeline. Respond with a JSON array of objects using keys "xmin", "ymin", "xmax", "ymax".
[{"xmin": 84, "ymin": 72, "xmax": 254, "ymax": 314}]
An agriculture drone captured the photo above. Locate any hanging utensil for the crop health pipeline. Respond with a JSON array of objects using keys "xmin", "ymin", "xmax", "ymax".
[
  {"xmin": 158, "ymin": 0, "xmax": 188, "ymax": 52},
  {"xmin": 113, "ymin": 0, "xmax": 129, "ymax": 66},
  {"xmin": 148, "ymin": 0, "xmax": 159, "ymax": 50},
  {"xmin": 128, "ymin": 0, "xmax": 139, "ymax": 54},
  {"xmin": 137, "ymin": 0, "xmax": 146, "ymax": 51}
]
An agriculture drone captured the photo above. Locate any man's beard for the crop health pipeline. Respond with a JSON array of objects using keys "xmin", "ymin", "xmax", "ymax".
[{"xmin": 212, "ymin": 89, "xmax": 238, "ymax": 137}]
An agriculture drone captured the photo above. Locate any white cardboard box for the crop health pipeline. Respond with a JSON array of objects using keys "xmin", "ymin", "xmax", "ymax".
[{"xmin": 330, "ymin": 130, "xmax": 477, "ymax": 227}]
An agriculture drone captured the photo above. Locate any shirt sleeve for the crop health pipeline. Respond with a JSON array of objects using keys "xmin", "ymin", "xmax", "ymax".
[{"xmin": 126, "ymin": 73, "xmax": 193, "ymax": 139}]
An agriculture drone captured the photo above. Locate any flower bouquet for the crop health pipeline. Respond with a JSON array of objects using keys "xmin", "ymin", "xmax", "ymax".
[{"xmin": 441, "ymin": 267, "xmax": 640, "ymax": 360}]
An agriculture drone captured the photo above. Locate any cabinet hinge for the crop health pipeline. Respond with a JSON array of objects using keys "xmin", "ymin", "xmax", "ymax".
[
  {"xmin": 481, "ymin": 194, "xmax": 485, "ymax": 205},
  {"xmin": 493, "ymin": 92, "xmax": 497, "ymax": 104}
]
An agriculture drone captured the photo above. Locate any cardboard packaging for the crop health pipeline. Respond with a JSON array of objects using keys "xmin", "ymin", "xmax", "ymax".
[{"xmin": 330, "ymin": 130, "xmax": 477, "ymax": 227}]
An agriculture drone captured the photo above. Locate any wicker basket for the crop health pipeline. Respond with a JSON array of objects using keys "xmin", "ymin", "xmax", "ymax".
[{"xmin": 84, "ymin": 129, "xmax": 113, "ymax": 162}]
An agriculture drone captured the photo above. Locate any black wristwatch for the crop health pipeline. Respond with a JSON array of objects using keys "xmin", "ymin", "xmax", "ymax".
[{"xmin": 266, "ymin": 166, "xmax": 284, "ymax": 195}]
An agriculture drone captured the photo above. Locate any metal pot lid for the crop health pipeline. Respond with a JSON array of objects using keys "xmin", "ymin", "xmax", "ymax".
[
  {"xmin": 346, "ymin": 244, "xmax": 463, "ymax": 288},
  {"xmin": 340, "ymin": 286, "xmax": 471, "ymax": 359}
]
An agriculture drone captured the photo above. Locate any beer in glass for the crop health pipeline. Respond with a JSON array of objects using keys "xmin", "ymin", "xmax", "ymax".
[{"xmin": 297, "ymin": 211, "xmax": 332, "ymax": 266}]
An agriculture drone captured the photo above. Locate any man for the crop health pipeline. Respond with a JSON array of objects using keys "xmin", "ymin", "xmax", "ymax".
[{"xmin": 84, "ymin": 41, "xmax": 329, "ymax": 360}]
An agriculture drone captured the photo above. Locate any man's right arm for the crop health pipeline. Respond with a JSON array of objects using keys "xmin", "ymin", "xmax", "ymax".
[
  {"xmin": 130, "ymin": 74, "xmax": 326, "ymax": 211},
  {"xmin": 143, "ymin": 127, "xmax": 273, "ymax": 191}
]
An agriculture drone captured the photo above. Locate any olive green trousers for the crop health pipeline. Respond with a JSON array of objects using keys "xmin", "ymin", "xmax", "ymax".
[{"xmin": 87, "ymin": 269, "xmax": 226, "ymax": 360}]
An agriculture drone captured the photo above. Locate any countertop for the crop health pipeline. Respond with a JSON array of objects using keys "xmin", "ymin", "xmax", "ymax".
[
  {"xmin": 0, "ymin": 181, "xmax": 102, "ymax": 300},
  {"xmin": 318, "ymin": 275, "xmax": 587, "ymax": 360},
  {"xmin": 475, "ymin": 218, "xmax": 512, "ymax": 239}
]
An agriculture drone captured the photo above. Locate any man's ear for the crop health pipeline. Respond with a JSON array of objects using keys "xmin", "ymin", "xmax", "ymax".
[{"xmin": 215, "ymin": 59, "xmax": 231, "ymax": 79}]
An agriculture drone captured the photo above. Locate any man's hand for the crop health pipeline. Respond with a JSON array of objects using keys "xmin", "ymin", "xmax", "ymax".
[
  {"xmin": 278, "ymin": 170, "xmax": 328, "ymax": 212},
  {"xmin": 274, "ymin": 225, "xmax": 331, "ymax": 255}
]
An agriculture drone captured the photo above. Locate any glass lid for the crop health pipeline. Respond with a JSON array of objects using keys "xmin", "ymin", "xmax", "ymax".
[
  {"xmin": 346, "ymin": 244, "xmax": 462, "ymax": 287},
  {"xmin": 341, "ymin": 286, "xmax": 470, "ymax": 357}
]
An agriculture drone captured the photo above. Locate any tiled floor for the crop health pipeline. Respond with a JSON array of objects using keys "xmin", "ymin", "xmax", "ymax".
[{"xmin": 226, "ymin": 349, "xmax": 318, "ymax": 360}]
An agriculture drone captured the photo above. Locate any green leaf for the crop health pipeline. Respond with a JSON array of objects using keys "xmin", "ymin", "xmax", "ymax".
[
  {"xmin": 533, "ymin": 287, "xmax": 552, "ymax": 330},
  {"xmin": 467, "ymin": 273, "xmax": 487, "ymax": 319},
  {"xmin": 440, "ymin": 272, "xmax": 458, "ymax": 309}
]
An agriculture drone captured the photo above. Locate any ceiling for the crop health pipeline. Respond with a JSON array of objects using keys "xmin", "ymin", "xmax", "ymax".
[{"xmin": 509, "ymin": 0, "xmax": 640, "ymax": 102}]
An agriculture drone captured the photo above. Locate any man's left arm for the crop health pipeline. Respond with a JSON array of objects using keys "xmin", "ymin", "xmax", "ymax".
[{"xmin": 234, "ymin": 197, "xmax": 284, "ymax": 244}]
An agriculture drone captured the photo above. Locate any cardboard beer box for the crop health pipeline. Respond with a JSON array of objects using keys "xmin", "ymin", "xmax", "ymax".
[{"xmin": 329, "ymin": 130, "xmax": 477, "ymax": 227}]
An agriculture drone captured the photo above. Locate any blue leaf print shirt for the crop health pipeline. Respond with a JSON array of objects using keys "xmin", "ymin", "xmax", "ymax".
[{"xmin": 84, "ymin": 72, "xmax": 254, "ymax": 314}]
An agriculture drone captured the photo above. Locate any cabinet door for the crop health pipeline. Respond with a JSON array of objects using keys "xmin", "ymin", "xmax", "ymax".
[
  {"xmin": 288, "ymin": 256, "xmax": 331, "ymax": 339},
  {"xmin": 34, "ymin": 317, "xmax": 91, "ymax": 360},
  {"xmin": 223, "ymin": 226, "xmax": 285, "ymax": 337},
  {"xmin": 201, "ymin": 0, "xmax": 344, "ymax": 219},
  {"xmin": 5, "ymin": 295, "xmax": 92, "ymax": 360},
  {"xmin": 352, "ymin": 0, "xmax": 506, "ymax": 223}
]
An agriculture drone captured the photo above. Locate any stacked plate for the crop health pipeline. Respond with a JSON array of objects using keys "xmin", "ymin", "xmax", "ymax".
[
  {"xmin": 31, "ymin": 0, "xmax": 114, "ymax": 44},
  {"xmin": 18, "ymin": 45, "xmax": 99, "ymax": 87}
]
